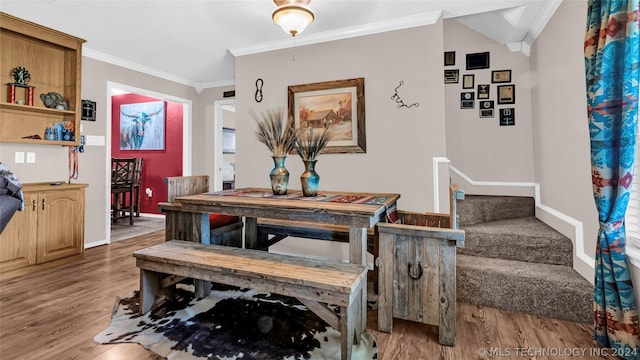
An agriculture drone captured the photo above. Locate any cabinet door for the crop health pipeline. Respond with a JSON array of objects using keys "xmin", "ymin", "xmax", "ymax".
[
  {"xmin": 0, "ymin": 193, "xmax": 37, "ymax": 272},
  {"xmin": 392, "ymin": 236, "xmax": 439, "ymax": 325},
  {"xmin": 36, "ymin": 189, "xmax": 84, "ymax": 263}
]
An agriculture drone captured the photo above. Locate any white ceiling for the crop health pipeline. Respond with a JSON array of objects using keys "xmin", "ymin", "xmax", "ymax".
[{"xmin": 0, "ymin": 0, "xmax": 560, "ymax": 91}]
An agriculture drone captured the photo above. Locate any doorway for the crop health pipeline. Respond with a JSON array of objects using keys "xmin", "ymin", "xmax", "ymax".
[
  {"xmin": 105, "ymin": 81, "xmax": 192, "ymax": 243},
  {"xmin": 213, "ymin": 99, "xmax": 236, "ymax": 191}
]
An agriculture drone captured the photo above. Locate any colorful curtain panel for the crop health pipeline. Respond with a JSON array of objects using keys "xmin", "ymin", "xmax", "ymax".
[{"xmin": 585, "ymin": 0, "xmax": 640, "ymax": 357}]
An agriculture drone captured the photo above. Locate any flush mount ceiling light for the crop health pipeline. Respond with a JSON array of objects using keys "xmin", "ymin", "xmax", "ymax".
[{"xmin": 272, "ymin": 0, "xmax": 315, "ymax": 37}]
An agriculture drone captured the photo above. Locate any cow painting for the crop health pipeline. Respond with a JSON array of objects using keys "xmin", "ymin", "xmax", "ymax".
[{"xmin": 119, "ymin": 101, "xmax": 165, "ymax": 150}]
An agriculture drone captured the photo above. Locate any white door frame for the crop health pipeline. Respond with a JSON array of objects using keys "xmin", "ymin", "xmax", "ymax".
[
  {"xmin": 105, "ymin": 81, "xmax": 192, "ymax": 243},
  {"xmin": 213, "ymin": 99, "xmax": 236, "ymax": 191}
]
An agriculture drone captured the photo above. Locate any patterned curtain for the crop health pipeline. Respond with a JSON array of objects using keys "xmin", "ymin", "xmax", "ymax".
[{"xmin": 585, "ymin": 0, "xmax": 640, "ymax": 357}]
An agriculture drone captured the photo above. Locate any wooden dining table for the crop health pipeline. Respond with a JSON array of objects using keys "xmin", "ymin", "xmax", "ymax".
[{"xmin": 170, "ymin": 187, "xmax": 401, "ymax": 330}]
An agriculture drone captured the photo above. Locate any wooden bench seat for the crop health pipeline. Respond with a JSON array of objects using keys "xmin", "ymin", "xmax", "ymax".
[
  {"xmin": 134, "ymin": 240, "xmax": 368, "ymax": 360},
  {"xmin": 256, "ymin": 218, "xmax": 376, "ymax": 248},
  {"xmin": 256, "ymin": 212, "xmax": 452, "ymax": 290}
]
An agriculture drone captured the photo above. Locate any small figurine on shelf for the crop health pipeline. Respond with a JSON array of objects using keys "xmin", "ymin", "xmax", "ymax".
[
  {"xmin": 7, "ymin": 66, "xmax": 35, "ymax": 105},
  {"xmin": 11, "ymin": 66, "xmax": 30, "ymax": 85},
  {"xmin": 40, "ymin": 92, "xmax": 69, "ymax": 110}
]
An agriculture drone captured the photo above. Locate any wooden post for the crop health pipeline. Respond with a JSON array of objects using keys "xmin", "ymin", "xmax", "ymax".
[
  {"xmin": 350, "ymin": 226, "xmax": 367, "ymax": 332},
  {"xmin": 139, "ymin": 269, "xmax": 161, "ymax": 314},
  {"xmin": 377, "ymin": 231, "xmax": 394, "ymax": 333}
]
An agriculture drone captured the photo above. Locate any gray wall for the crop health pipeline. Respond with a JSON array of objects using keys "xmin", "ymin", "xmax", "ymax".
[
  {"xmin": 531, "ymin": 0, "xmax": 597, "ymax": 279},
  {"xmin": 234, "ymin": 21, "xmax": 448, "ymax": 213},
  {"xmin": 444, "ymin": 20, "xmax": 535, "ymax": 183}
]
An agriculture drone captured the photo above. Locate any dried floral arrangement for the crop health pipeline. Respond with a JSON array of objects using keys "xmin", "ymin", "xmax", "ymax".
[
  {"xmin": 295, "ymin": 126, "xmax": 331, "ymax": 161},
  {"xmin": 251, "ymin": 108, "xmax": 297, "ymax": 157}
]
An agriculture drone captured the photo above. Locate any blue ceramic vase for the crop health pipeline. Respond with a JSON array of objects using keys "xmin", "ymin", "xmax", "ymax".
[
  {"xmin": 270, "ymin": 156, "xmax": 289, "ymax": 195},
  {"xmin": 300, "ymin": 159, "xmax": 319, "ymax": 197}
]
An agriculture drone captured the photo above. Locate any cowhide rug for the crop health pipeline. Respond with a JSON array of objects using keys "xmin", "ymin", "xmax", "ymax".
[{"xmin": 94, "ymin": 283, "xmax": 378, "ymax": 360}]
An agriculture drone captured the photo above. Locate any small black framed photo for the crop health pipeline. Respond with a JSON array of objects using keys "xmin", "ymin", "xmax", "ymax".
[
  {"xmin": 460, "ymin": 100, "xmax": 474, "ymax": 109},
  {"xmin": 462, "ymin": 74, "xmax": 475, "ymax": 89},
  {"xmin": 81, "ymin": 99, "xmax": 96, "ymax": 121},
  {"xmin": 480, "ymin": 100, "xmax": 494, "ymax": 109},
  {"xmin": 461, "ymin": 92, "xmax": 475, "ymax": 101},
  {"xmin": 444, "ymin": 51, "xmax": 456, "ymax": 66},
  {"xmin": 480, "ymin": 108, "xmax": 494, "ymax": 118},
  {"xmin": 492, "ymin": 70, "xmax": 512, "ymax": 83},
  {"xmin": 466, "ymin": 52, "xmax": 490, "ymax": 70},
  {"xmin": 444, "ymin": 69, "xmax": 459, "ymax": 84},
  {"xmin": 497, "ymin": 84, "xmax": 515, "ymax": 104},
  {"xmin": 477, "ymin": 84, "xmax": 490, "ymax": 99},
  {"xmin": 500, "ymin": 108, "xmax": 515, "ymax": 126}
]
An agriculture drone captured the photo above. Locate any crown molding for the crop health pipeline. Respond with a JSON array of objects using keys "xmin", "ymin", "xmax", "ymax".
[
  {"xmin": 84, "ymin": 48, "xmax": 235, "ymax": 92},
  {"xmin": 229, "ymin": 10, "xmax": 442, "ymax": 57},
  {"xmin": 523, "ymin": 0, "xmax": 563, "ymax": 51}
]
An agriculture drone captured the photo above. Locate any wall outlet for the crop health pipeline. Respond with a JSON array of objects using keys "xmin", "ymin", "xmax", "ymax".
[
  {"xmin": 26, "ymin": 152, "xmax": 36, "ymax": 163},
  {"xmin": 14, "ymin": 152, "xmax": 24, "ymax": 163}
]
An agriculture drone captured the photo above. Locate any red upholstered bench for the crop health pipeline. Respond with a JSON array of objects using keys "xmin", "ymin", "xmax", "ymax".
[{"xmin": 209, "ymin": 213, "xmax": 239, "ymax": 228}]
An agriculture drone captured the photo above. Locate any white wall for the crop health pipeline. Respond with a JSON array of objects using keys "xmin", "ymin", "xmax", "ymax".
[
  {"xmin": 530, "ymin": 0, "xmax": 596, "ymax": 281},
  {"xmin": 234, "ymin": 21, "xmax": 447, "ymax": 213},
  {"xmin": 444, "ymin": 20, "xmax": 535, "ymax": 185}
]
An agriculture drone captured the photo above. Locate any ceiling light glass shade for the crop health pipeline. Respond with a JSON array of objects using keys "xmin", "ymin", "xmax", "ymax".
[{"xmin": 272, "ymin": 5, "xmax": 314, "ymax": 37}]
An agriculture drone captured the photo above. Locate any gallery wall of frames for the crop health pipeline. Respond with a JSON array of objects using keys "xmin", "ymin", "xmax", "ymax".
[{"xmin": 444, "ymin": 51, "xmax": 516, "ymax": 126}]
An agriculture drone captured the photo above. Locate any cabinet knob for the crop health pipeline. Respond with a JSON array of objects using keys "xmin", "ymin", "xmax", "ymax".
[
  {"xmin": 42, "ymin": 198, "xmax": 45, "ymax": 210},
  {"xmin": 32, "ymin": 199, "xmax": 36, "ymax": 211},
  {"xmin": 408, "ymin": 261, "xmax": 424, "ymax": 280}
]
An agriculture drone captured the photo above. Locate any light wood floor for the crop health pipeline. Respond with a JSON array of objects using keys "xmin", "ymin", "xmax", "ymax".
[{"xmin": 0, "ymin": 231, "xmax": 614, "ymax": 360}]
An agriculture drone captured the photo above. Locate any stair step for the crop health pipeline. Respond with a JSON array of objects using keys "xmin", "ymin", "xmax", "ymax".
[
  {"xmin": 458, "ymin": 195, "xmax": 535, "ymax": 226},
  {"xmin": 459, "ymin": 217, "xmax": 573, "ymax": 266},
  {"xmin": 456, "ymin": 254, "xmax": 593, "ymax": 323}
]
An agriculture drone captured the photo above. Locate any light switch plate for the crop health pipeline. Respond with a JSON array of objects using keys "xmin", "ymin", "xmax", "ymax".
[
  {"xmin": 15, "ymin": 152, "xmax": 24, "ymax": 163},
  {"xmin": 26, "ymin": 152, "xmax": 36, "ymax": 163}
]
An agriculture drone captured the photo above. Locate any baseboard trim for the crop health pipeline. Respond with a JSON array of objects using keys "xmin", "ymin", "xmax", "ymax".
[{"xmin": 85, "ymin": 239, "xmax": 109, "ymax": 249}]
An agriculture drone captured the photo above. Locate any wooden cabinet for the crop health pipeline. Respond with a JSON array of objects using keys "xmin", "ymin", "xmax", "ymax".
[
  {"xmin": 0, "ymin": 183, "xmax": 87, "ymax": 280},
  {"xmin": 0, "ymin": 12, "xmax": 85, "ymax": 145},
  {"xmin": 377, "ymin": 222, "xmax": 464, "ymax": 346}
]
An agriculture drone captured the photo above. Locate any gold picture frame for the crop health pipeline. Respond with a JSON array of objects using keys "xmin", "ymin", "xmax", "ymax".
[
  {"xmin": 497, "ymin": 84, "xmax": 516, "ymax": 104},
  {"xmin": 288, "ymin": 78, "xmax": 366, "ymax": 154},
  {"xmin": 492, "ymin": 69, "xmax": 512, "ymax": 83}
]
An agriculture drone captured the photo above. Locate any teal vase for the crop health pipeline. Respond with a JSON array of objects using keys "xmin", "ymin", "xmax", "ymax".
[
  {"xmin": 300, "ymin": 159, "xmax": 319, "ymax": 197},
  {"xmin": 270, "ymin": 156, "xmax": 289, "ymax": 195}
]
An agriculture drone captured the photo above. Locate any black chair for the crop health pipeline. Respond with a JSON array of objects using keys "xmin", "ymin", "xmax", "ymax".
[
  {"xmin": 111, "ymin": 158, "xmax": 136, "ymax": 225},
  {"xmin": 133, "ymin": 158, "xmax": 144, "ymax": 217}
]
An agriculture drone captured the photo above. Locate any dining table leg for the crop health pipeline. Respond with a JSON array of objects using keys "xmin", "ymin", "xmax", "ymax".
[
  {"xmin": 245, "ymin": 217, "xmax": 258, "ymax": 249},
  {"xmin": 349, "ymin": 226, "xmax": 368, "ymax": 332},
  {"xmin": 193, "ymin": 212, "xmax": 211, "ymax": 299}
]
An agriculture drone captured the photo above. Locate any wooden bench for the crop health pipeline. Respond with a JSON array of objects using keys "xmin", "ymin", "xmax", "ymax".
[
  {"xmin": 256, "ymin": 211, "xmax": 452, "ymax": 291},
  {"xmin": 134, "ymin": 240, "xmax": 368, "ymax": 360}
]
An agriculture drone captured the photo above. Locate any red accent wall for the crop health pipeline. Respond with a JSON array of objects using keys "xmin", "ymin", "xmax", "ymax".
[{"xmin": 111, "ymin": 94, "xmax": 183, "ymax": 214}]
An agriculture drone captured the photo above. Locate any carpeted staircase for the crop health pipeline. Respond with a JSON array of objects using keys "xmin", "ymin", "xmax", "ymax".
[{"xmin": 455, "ymin": 195, "xmax": 594, "ymax": 323}]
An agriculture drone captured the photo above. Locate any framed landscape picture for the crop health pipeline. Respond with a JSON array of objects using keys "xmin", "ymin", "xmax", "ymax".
[{"xmin": 288, "ymin": 78, "xmax": 366, "ymax": 154}]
